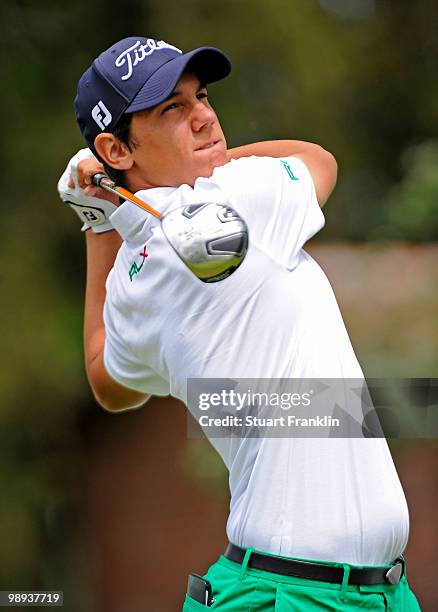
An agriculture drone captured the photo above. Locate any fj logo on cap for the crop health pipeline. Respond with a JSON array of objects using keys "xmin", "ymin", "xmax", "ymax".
[
  {"xmin": 115, "ymin": 39, "xmax": 182, "ymax": 81},
  {"xmin": 91, "ymin": 100, "xmax": 112, "ymax": 130}
]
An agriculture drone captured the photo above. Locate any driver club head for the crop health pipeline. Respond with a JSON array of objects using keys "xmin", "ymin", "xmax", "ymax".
[{"xmin": 161, "ymin": 203, "xmax": 248, "ymax": 282}]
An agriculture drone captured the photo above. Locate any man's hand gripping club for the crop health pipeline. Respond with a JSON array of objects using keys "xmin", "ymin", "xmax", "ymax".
[{"xmin": 57, "ymin": 148, "xmax": 119, "ymax": 233}]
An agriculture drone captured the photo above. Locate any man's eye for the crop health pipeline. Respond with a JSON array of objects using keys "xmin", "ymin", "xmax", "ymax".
[
  {"xmin": 197, "ymin": 92, "xmax": 208, "ymax": 100},
  {"xmin": 162, "ymin": 103, "xmax": 179, "ymax": 114}
]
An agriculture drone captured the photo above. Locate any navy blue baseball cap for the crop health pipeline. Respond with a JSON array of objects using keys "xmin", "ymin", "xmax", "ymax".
[{"xmin": 75, "ymin": 36, "xmax": 231, "ymax": 151}]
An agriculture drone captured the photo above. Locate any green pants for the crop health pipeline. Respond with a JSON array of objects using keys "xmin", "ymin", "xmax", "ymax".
[{"xmin": 182, "ymin": 549, "xmax": 421, "ymax": 611}]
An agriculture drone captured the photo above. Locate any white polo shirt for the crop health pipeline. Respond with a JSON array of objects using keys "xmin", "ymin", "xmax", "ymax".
[{"xmin": 103, "ymin": 156, "xmax": 409, "ymax": 565}]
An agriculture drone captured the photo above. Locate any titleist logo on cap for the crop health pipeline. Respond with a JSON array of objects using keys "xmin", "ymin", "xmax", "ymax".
[{"xmin": 115, "ymin": 39, "xmax": 183, "ymax": 81}]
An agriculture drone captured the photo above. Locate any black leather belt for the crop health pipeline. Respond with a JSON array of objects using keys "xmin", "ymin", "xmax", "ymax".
[{"xmin": 224, "ymin": 543, "xmax": 405, "ymax": 586}]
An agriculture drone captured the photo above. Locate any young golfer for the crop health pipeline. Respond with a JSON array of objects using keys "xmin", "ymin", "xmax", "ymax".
[{"xmin": 58, "ymin": 36, "xmax": 421, "ymax": 610}]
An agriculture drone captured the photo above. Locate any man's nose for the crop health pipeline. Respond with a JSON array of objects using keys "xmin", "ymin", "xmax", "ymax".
[{"xmin": 191, "ymin": 102, "xmax": 215, "ymax": 132}]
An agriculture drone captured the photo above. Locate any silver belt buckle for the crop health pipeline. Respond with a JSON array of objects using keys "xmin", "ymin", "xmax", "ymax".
[{"xmin": 385, "ymin": 558, "xmax": 404, "ymax": 585}]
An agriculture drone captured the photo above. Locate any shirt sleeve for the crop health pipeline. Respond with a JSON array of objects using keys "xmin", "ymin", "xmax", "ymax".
[
  {"xmin": 210, "ymin": 155, "xmax": 325, "ymax": 269},
  {"xmin": 103, "ymin": 293, "xmax": 170, "ymax": 397}
]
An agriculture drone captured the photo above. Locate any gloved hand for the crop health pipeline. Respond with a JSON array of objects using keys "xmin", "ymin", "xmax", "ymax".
[{"xmin": 57, "ymin": 148, "xmax": 118, "ymax": 233}]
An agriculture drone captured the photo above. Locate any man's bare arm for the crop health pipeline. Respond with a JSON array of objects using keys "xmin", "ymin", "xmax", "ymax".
[
  {"xmin": 71, "ymin": 159, "xmax": 149, "ymax": 412},
  {"xmin": 84, "ymin": 230, "xmax": 150, "ymax": 412},
  {"xmin": 227, "ymin": 140, "xmax": 337, "ymax": 207}
]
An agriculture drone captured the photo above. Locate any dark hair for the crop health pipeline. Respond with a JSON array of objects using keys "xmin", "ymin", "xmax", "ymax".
[{"xmin": 102, "ymin": 112, "xmax": 134, "ymax": 188}]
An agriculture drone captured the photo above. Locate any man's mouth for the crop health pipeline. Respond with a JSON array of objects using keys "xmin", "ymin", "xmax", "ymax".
[{"xmin": 196, "ymin": 140, "xmax": 219, "ymax": 151}]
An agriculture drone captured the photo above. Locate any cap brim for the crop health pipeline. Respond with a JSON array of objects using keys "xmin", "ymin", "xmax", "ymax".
[{"xmin": 125, "ymin": 47, "xmax": 231, "ymax": 113}]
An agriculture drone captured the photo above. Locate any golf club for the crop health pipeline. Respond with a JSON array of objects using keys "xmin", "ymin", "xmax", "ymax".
[{"xmin": 92, "ymin": 173, "xmax": 248, "ymax": 282}]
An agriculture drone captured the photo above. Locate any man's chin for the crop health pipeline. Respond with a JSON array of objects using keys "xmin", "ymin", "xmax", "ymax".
[
  {"xmin": 207, "ymin": 149, "xmax": 229, "ymax": 172},
  {"xmin": 197, "ymin": 162, "xmax": 227, "ymax": 183},
  {"xmin": 185, "ymin": 157, "xmax": 226, "ymax": 185}
]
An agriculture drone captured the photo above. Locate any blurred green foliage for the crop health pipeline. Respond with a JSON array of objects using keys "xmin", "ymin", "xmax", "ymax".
[
  {"xmin": 1, "ymin": 0, "xmax": 437, "ymax": 605},
  {"xmin": 382, "ymin": 141, "xmax": 438, "ymax": 240}
]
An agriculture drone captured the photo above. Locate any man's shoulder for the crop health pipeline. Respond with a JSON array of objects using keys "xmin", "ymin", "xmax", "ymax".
[
  {"xmin": 207, "ymin": 155, "xmax": 309, "ymax": 185},
  {"xmin": 213, "ymin": 154, "xmax": 275, "ymax": 174},
  {"xmin": 197, "ymin": 156, "xmax": 280, "ymax": 193}
]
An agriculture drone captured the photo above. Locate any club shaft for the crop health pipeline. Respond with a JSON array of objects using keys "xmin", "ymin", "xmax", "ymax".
[{"xmin": 92, "ymin": 174, "xmax": 161, "ymax": 219}]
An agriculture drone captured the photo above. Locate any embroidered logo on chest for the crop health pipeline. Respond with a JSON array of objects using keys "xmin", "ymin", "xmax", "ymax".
[{"xmin": 128, "ymin": 245, "xmax": 148, "ymax": 281}]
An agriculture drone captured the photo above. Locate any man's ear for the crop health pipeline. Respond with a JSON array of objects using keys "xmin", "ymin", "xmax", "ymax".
[{"xmin": 94, "ymin": 133, "xmax": 133, "ymax": 170}]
